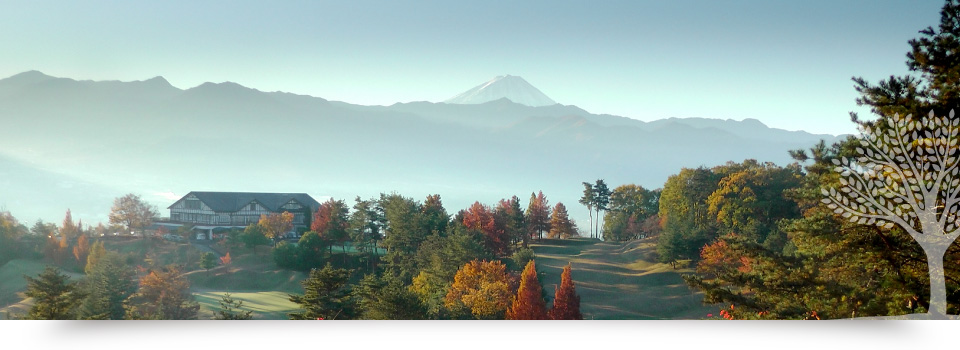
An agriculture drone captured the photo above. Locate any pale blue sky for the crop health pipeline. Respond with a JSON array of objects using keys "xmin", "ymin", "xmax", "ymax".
[{"xmin": 0, "ymin": 0, "xmax": 945, "ymax": 135}]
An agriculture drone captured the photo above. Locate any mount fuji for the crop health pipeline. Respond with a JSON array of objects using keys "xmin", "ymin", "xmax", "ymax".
[{"xmin": 444, "ymin": 75, "xmax": 557, "ymax": 107}]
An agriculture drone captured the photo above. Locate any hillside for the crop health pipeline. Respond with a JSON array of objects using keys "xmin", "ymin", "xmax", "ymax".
[{"xmin": 530, "ymin": 238, "xmax": 714, "ymax": 320}]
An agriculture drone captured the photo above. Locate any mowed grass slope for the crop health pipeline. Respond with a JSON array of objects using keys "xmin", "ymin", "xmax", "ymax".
[
  {"xmin": 195, "ymin": 291, "xmax": 299, "ymax": 320},
  {"xmin": 530, "ymin": 237, "xmax": 715, "ymax": 320},
  {"xmin": 186, "ymin": 250, "xmax": 305, "ymax": 320}
]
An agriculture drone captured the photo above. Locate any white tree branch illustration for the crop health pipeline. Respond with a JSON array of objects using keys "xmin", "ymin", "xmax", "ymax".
[{"xmin": 820, "ymin": 111, "xmax": 960, "ymax": 318}]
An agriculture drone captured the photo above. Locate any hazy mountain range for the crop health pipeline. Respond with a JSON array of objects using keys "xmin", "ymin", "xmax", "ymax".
[{"xmin": 0, "ymin": 71, "xmax": 846, "ymax": 227}]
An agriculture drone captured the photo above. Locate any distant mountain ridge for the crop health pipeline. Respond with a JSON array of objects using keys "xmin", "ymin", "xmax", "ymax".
[{"xmin": 0, "ymin": 71, "xmax": 847, "ymax": 225}]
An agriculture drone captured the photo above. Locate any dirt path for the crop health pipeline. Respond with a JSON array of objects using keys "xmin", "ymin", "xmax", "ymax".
[{"xmin": 531, "ymin": 237, "xmax": 716, "ymax": 320}]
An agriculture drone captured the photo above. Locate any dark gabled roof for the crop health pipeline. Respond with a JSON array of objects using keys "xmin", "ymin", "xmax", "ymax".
[{"xmin": 168, "ymin": 192, "xmax": 321, "ymax": 212}]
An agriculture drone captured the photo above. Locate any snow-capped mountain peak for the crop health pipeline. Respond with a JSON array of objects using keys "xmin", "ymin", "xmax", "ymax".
[{"xmin": 445, "ymin": 75, "xmax": 557, "ymax": 107}]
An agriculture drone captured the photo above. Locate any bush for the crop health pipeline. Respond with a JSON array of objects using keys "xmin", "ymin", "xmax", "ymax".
[
  {"xmin": 272, "ymin": 242, "xmax": 300, "ymax": 270},
  {"xmin": 511, "ymin": 248, "xmax": 536, "ymax": 271}
]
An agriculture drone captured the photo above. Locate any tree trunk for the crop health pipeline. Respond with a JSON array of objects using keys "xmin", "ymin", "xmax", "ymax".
[
  {"xmin": 587, "ymin": 210, "xmax": 593, "ymax": 238},
  {"xmin": 924, "ymin": 246, "xmax": 948, "ymax": 318},
  {"xmin": 595, "ymin": 209, "xmax": 601, "ymax": 239}
]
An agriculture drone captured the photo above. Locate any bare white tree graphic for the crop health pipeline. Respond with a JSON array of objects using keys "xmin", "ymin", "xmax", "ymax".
[{"xmin": 822, "ymin": 111, "xmax": 960, "ymax": 319}]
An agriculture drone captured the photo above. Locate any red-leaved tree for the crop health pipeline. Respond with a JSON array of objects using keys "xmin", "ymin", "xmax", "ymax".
[
  {"xmin": 549, "ymin": 263, "xmax": 583, "ymax": 320},
  {"xmin": 463, "ymin": 201, "xmax": 511, "ymax": 256},
  {"xmin": 312, "ymin": 199, "xmax": 350, "ymax": 253},
  {"xmin": 506, "ymin": 259, "xmax": 548, "ymax": 320}
]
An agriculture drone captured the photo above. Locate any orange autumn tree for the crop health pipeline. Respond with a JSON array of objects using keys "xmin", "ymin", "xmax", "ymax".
[
  {"xmin": 506, "ymin": 259, "xmax": 548, "ymax": 320},
  {"xmin": 259, "ymin": 211, "xmax": 294, "ymax": 246},
  {"xmin": 312, "ymin": 199, "xmax": 350, "ymax": 253},
  {"xmin": 72, "ymin": 235, "xmax": 90, "ymax": 266},
  {"xmin": 219, "ymin": 252, "xmax": 232, "ymax": 266},
  {"xmin": 444, "ymin": 260, "xmax": 515, "ymax": 319},
  {"xmin": 548, "ymin": 202, "xmax": 577, "ymax": 239},
  {"xmin": 549, "ymin": 263, "xmax": 583, "ymax": 320}
]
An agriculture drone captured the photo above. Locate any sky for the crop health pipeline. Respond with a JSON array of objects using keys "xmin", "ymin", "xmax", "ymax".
[{"xmin": 0, "ymin": 0, "xmax": 946, "ymax": 135}]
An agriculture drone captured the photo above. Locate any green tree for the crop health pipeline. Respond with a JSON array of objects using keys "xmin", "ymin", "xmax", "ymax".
[
  {"xmin": 349, "ymin": 197, "xmax": 384, "ymax": 272},
  {"xmin": 706, "ymin": 161, "xmax": 802, "ymax": 252},
  {"xmin": 354, "ymin": 274, "xmax": 427, "ymax": 320},
  {"xmin": 23, "ymin": 266, "xmax": 84, "ymax": 320},
  {"xmin": 84, "ymin": 240, "xmax": 106, "ymax": 274},
  {"xmin": 288, "ymin": 263, "xmax": 355, "ymax": 320},
  {"xmin": 200, "ymin": 252, "xmax": 218, "ymax": 272},
  {"xmin": 511, "ymin": 247, "xmax": 536, "ymax": 270},
  {"xmin": 657, "ymin": 167, "xmax": 722, "ymax": 266},
  {"xmin": 579, "ymin": 182, "xmax": 596, "ymax": 238},
  {"xmin": 272, "ymin": 241, "xmax": 302, "ymax": 270},
  {"xmin": 240, "ymin": 223, "xmax": 271, "ymax": 253},
  {"xmin": 78, "ymin": 251, "xmax": 136, "ymax": 320},
  {"xmin": 421, "ymin": 194, "xmax": 449, "ymax": 237},
  {"xmin": 592, "ymin": 179, "xmax": 611, "ymax": 238},
  {"xmin": 379, "ymin": 193, "xmax": 427, "ymax": 281},
  {"xmin": 603, "ymin": 184, "xmax": 661, "ymax": 241},
  {"xmin": 214, "ymin": 293, "xmax": 253, "ymax": 320},
  {"xmin": 295, "ymin": 231, "xmax": 328, "ymax": 270},
  {"xmin": 502, "ymin": 196, "xmax": 527, "ymax": 247},
  {"xmin": 0, "ymin": 212, "xmax": 27, "ymax": 266}
]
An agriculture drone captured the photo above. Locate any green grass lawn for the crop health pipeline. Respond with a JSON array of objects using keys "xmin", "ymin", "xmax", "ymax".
[
  {"xmin": 530, "ymin": 237, "xmax": 716, "ymax": 320},
  {"xmin": 195, "ymin": 290, "xmax": 299, "ymax": 320}
]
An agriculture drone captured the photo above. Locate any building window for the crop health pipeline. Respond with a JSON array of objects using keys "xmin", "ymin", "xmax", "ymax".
[{"xmin": 185, "ymin": 200, "xmax": 201, "ymax": 210}]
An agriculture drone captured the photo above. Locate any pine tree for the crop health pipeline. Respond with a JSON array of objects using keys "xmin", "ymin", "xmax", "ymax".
[
  {"xmin": 579, "ymin": 182, "xmax": 596, "ymax": 238},
  {"xmin": 84, "ymin": 241, "xmax": 106, "ymax": 274},
  {"xmin": 78, "ymin": 252, "xmax": 136, "ymax": 320},
  {"xmin": 24, "ymin": 266, "xmax": 84, "ymax": 320},
  {"xmin": 354, "ymin": 274, "xmax": 427, "ymax": 320},
  {"xmin": 200, "ymin": 252, "xmax": 217, "ymax": 272},
  {"xmin": 506, "ymin": 259, "xmax": 548, "ymax": 320},
  {"xmin": 495, "ymin": 197, "xmax": 526, "ymax": 248},
  {"xmin": 214, "ymin": 293, "xmax": 253, "ymax": 320},
  {"xmin": 549, "ymin": 263, "xmax": 583, "ymax": 320},
  {"xmin": 288, "ymin": 263, "xmax": 355, "ymax": 320},
  {"xmin": 72, "ymin": 235, "xmax": 90, "ymax": 266},
  {"xmin": 61, "ymin": 209, "xmax": 78, "ymax": 239},
  {"xmin": 525, "ymin": 191, "xmax": 551, "ymax": 240},
  {"xmin": 548, "ymin": 202, "xmax": 577, "ymax": 239},
  {"xmin": 593, "ymin": 180, "xmax": 611, "ymax": 239}
]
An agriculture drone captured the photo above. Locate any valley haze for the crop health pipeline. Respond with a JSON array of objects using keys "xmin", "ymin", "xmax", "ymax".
[{"xmin": 0, "ymin": 71, "xmax": 845, "ymax": 228}]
